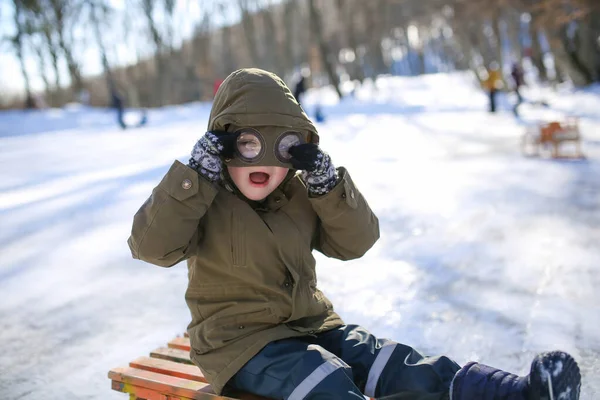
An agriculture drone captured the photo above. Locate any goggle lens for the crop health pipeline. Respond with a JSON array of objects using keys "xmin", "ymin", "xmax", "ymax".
[
  {"xmin": 276, "ymin": 133, "xmax": 302, "ymax": 161},
  {"xmin": 231, "ymin": 129, "xmax": 306, "ymax": 163},
  {"xmin": 236, "ymin": 132, "xmax": 263, "ymax": 160}
]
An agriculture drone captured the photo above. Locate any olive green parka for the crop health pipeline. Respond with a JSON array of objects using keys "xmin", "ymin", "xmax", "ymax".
[{"xmin": 128, "ymin": 69, "xmax": 380, "ymax": 395}]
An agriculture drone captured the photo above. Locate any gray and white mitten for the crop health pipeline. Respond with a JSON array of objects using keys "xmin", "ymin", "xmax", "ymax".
[
  {"xmin": 288, "ymin": 143, "xmax": 338, "ymax": 196},
  {"xmin": 188, "ymin": 132, "xmax": 233, "ymax": 182}
]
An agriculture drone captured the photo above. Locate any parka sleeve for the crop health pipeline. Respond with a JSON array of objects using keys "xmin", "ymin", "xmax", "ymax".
[
  {"xmin": 308, "ymin": 167, "xmax": 379, "ymax": 260},
  {"xmin": 127, "ymin": 160, "xmax": 219, "ymax": 267}
]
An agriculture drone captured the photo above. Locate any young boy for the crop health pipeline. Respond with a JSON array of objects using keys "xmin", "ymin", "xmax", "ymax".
[{"xmin": 128, "ymin": 68, "xmax": 581, "ymax": 400}]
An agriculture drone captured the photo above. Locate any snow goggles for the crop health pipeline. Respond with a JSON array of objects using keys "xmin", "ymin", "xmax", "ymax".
[{"xmin": 223, "ymin": 127, "xmax": 311, "ymax": 168}]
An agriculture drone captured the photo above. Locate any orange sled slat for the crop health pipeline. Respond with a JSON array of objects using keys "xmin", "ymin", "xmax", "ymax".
[
  {"xmin": 168, "ymin": 336, "xmax": 191, "ymax": 351},
  {"xmin": 130, "ymin": 356, "xmax": 208, "ymax": 383},
  {"xmin": 151, "ymin": 346, "xmax": 193, "ymax": 364},
  {"xmin": 108, "ymin": 366, "xmax": 229, "ymax": 399}
]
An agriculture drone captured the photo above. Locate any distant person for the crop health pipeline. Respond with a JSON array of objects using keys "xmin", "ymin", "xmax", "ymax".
[
  {"xmin": 23, "ymin": 93, "xmax": 46, "ymax": 109},
  {"xmin": 511, "ymin": 62, "xmax": 525, "ymax": 116},
  {"xmin": 25, "ymin": 94, "xmax": 36, "ymax": 110},
  {"xmin": 483, "ymin": 62, "xmax": 503, "ymax": 113},
  {"xmin": 314, "ymin": 104, "xmax": 325, "ymax": 123},
  {"xmin": 293, "ymin": 75, "xmax": 307, "ymax": 104},
  {"xmin": 78, "ymin": 88, "xmax": 91, "ymax": 106},
  {"xmin": 33, "ymin": 93, "xmax": 48, "ymax": 109},
  {"xmin": 109, "ymin": 89, "xmax": 147, "ymax": 129},
  {"xmin": 25, "ymin": 94, "xmax": 35, "ymax": 110},
  {"xmin": 128, "ymin": 68, "xmax": 581, "ymax": 400},
  {"xmin": 111, "ymin": 90, "xmax": 126, "ymax": 129},
  {"xmin": 138, "ymin": 110, "xmax": 148, "ymax": 127}
]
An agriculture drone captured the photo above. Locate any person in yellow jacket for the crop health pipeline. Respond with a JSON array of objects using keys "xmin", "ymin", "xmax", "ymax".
[
  {"xmin": 483, "ymin": 62, "xmax": 503, "ymax": 113},
  {"xmin": 129, "ymin": 68, "xmax": 581, "ymax": 399}
]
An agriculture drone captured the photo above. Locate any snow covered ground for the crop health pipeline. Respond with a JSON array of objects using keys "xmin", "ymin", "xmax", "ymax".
[{"xmin": 1, "ymin": 72, "xmax": 599, "ymax": 399}]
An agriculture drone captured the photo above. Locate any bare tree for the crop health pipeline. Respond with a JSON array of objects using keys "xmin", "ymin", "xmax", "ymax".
[
  {"xmin": 363, "ymin": 0, "xmax": 388, "ymax": 77},
  {"xmin": 10, "ymin": 0, "xmax": 33, "ymax": 104},
  {"xmin": 142, "ymin": 0, "xmax": 168, "ymax": 105},
  {"xmin": 87, "ymin": 0, "xmax": 114, "ymax": 88},
  {"xmin": 503, "ymin": 8, "xmax": 523, "ymax": 64},
  {"xmin": 308, "ymin": 0, "xmax": 342, "ymax": 98},
  {"xmin": 217, "ymin": 1, "xmax": 237, "ymax": 74},
  {"xmin": 7, "ymin": 0, "xmax": 600, "ymax": 110},
  {"xmin": 238, "ymin": 0, "xmax": 260, "ymax": 67},
  {"xmin": 31, "ymin": 33, "xmax": 52, "ymax": 101},
  {"xmin": 47, "ymin": 0, "xmax": 84, "ymax": 93},
  {"xmin": 337, "ymin": 0, "xmax": 365, "ymax": 81},
  {"xmin": 281, "ymin": 0, "xmax": 300, "ymax": 71},
  {"xmin": 257, "ymin": 0, "xmax": 285, "ymax": 76},
  {"xmin": 39, "ymin": 9, "xmax": 63, "ymax": 97}
]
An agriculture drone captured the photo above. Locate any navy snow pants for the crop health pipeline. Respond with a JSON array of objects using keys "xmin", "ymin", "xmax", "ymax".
[{"xmin": 225, "ymin": 325, "xmax": 459, "ymax": 399}]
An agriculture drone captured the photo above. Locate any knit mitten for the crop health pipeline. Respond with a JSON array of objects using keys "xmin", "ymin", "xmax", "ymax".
[
  {"xmin": 288, "ymin": 143, "xmax": 338, "ymax": 196},
  {"xmin": 188, "ymin": 131, "xmax": 235, "ymax": 182},
  {"xmin": 450, "ymin": 351, "xmax": 581, "ymax": 400}
]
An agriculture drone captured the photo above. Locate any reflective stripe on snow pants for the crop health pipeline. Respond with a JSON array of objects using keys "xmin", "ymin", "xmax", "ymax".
[
  {"xmin": 365, "ymin": 342, "xmax": 398, "ymax": 396},
  {"xmin": 288, "ymin": 355, "xmax": 352, "ymax": 400},
  {"xmin": 225, "ymin": 324, "xmax": 459, "ymax": 399},
  {"xmin": 226, "ymin": 340, "xmax": 361, "ymax": 399}
]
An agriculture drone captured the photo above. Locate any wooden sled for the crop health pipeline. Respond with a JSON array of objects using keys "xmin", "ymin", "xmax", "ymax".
[
  {"xmin": 522, "ymin": 117, "xmax": 585, "ymax": 159},
  {"xmin": 108, "ymin": 333, "xmax": 270, "ymax": 400}
]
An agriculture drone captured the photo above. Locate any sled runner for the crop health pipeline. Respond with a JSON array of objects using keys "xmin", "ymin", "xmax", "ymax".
[
  {"xmin": 521, "ymin": 117, "xmax": 584, "ymax": 159},
  {"xmin": 108, "ymin": 332, "xmax": 270, "ymax": 400}
]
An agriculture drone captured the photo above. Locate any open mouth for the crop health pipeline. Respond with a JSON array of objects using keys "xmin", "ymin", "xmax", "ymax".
[{"xmin": 249, "ymin": 172, "xmax": 270, "ymax": 187}]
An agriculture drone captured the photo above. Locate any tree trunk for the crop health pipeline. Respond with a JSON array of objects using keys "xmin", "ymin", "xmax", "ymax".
[
  {"xmin": 363, "ymin": 0, "xmax": 388, "ymax": 77},
  {"xmin": 142, "ymin": 0, "xmax": 167, "ymax": 105},
  {"xmin": 41, "ymin": 22, "xmax": 62, "ymax": 98},
  {"xmin": 238, "ymin": 0, "xmax": 260, "ymax": 67},
  {"xmin": 467, "ymin": 20, "xmax": 491, "ymax": 68},
  {"xmin": 448, "ymin": 9, "xmax": 475, "ymax": 72},
  {"xmin": 308, "ymin": 0, "xmax": 342, "ymax": 98},
  {"xmin": 491, "ymin": 11, "xmax": 504, "ymax": 68},
  {"xmin": 33, "ymin": 40, "xmax": 52, "ymax": 103},
  {"xmin": 89, "ymin": 2, "xmax": 114, "ymax": 89},
  {"xmin": 448, "ymin": 6, "xmax": 484, "ymax": 80},
  {"xmin": 572, "ymin": 15, "xmax": 599, "ymax": 82},
  {"xmin": 12, "ymin": 1, "xmax": 32, "ymax": 102},
  {"xmin": 260, "ymin": 5, "xmax": 285, "ymax": 77},
  {"xmin": 192, "ymin": 13, "xmax": 213, "ymax": 100},
  {"xmin": 546, "ymin": 26, "xmax": 591, "ymax": 86},
  {"xmin": 335, "ymin": 0, "xmax": 364, "ymax": 81},
  {"xmin": 121, "ymin": 7, "xmax": 141, "ymax": 106},
  {"xmin": 60, "ymin": 38, "xmax": 83, "ymax": 93},
  {"xmin": 218, "ymin": 2, "xmax": 237, "ymax": 75},
  {"xmin": 504, "ymin": 8, "xmax": 523, "ymax": 64},
  {"xmin": 50, "ymin": 0, "xmax": 84, "ymax": 94},
  {"xmin": 590, "ymin": 10, "xmax": 600, "ymax": 81},
  {"xmin": 281, "ymin": 0, "xmax": 298, "ymax": 71},
  {"xmin": 528, "ymin": 13, "xmax": 548, "ymax": 81}
]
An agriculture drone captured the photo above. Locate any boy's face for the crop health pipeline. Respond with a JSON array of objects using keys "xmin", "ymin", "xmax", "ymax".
[{"xmin": 227, "ymin": 165, "xmax": 289, "ymax": 201}]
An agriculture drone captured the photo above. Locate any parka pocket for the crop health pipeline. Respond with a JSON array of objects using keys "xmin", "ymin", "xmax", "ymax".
[
  {"xmin": 231, "ymin": 209, "xmax": 246, "ymax": 267},
  {"xmin": 301, "ymin": 284, "xmax": 332, "ymax": 318},
  {"xmin": 192, "ymin": 308, "xmax": 277, "ymax": 355}
]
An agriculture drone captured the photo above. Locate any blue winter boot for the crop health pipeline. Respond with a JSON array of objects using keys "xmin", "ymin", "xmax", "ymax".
[
  {"xmin": 450, "ymin": 351, "xmax": 581, "ymax": 400},
  {"xmin": 528, "ymin": 351, "xmax": 581, "ymax": 400}
]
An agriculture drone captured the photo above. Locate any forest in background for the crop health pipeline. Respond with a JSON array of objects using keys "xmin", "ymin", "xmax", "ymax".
[{"xmin": 2, "ymin": 0, "xmax": 600, "ymax": 109}]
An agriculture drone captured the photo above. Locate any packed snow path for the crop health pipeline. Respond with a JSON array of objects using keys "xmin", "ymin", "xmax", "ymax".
[{"xmin": 1, "ymin": 73, "xmax": 599, "ymax": 399}]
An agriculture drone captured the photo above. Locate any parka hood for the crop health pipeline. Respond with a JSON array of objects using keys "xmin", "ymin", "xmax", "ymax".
[
  {"xmin": 208, "ymin": 68, "xmax": 318, "ymax": 139},
  {"xmin": 208, "ymin": 69, "xmax": 319, "ymax": 168}
]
